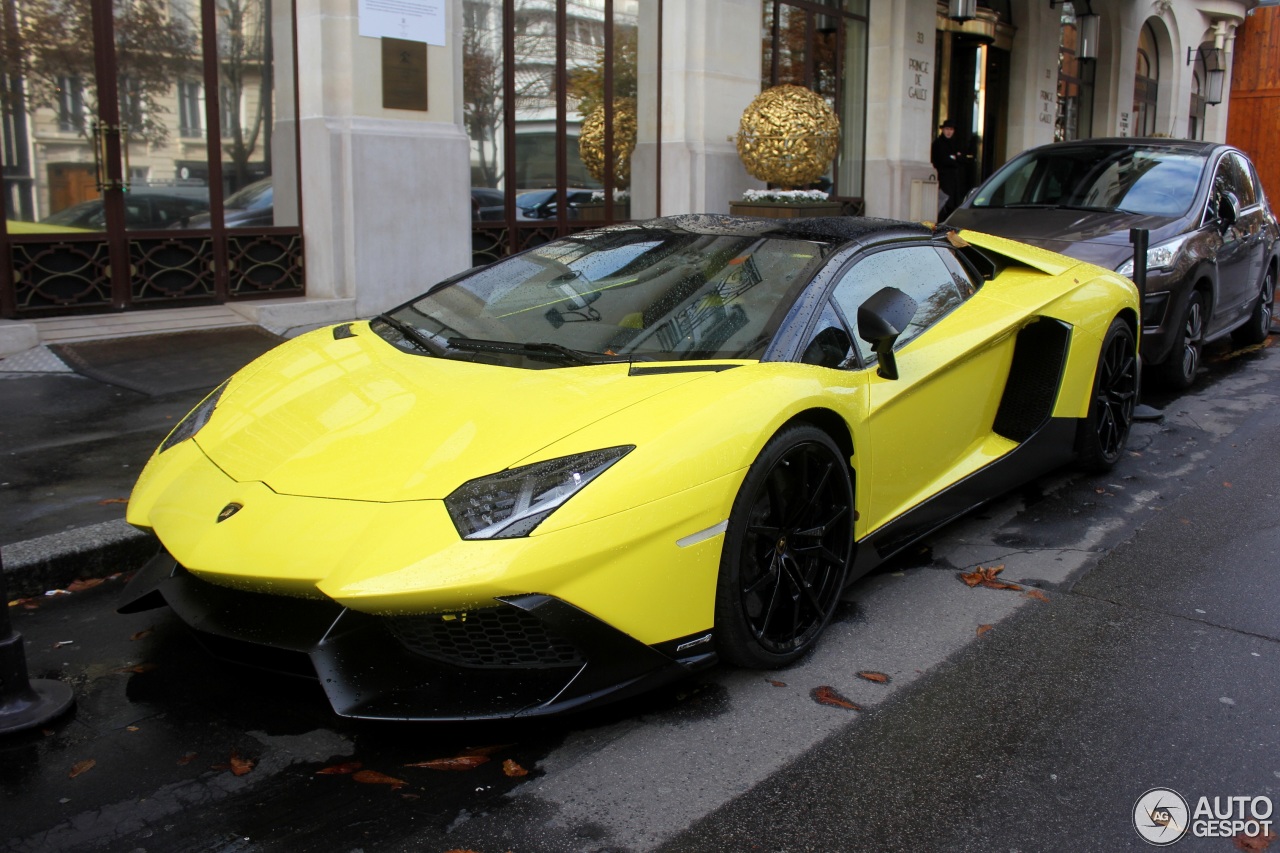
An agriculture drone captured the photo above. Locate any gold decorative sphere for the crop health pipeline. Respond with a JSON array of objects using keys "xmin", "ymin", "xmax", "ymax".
[
  {"xmin": 736, "ymin": 84, "xmax": 840, "ymax": 188},
  {"xmin": 579, "ymin": 98, "xmax": 637, "ymax": 190}
]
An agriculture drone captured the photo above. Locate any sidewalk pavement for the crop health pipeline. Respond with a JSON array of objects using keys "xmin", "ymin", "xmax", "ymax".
[{"xmin": 0, "ymin": 317, "xmax": 330, "ymax": 599}]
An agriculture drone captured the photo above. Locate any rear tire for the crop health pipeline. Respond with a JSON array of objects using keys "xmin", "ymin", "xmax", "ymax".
[
  {"xmin": 1232, "ymin": 267, "xmax": 1275, "ymax": 347},
  {"xmin": 1153, "ymin": 291, "xmax": 1205, "ymax": 390},
  {"xmin": 1078, "ymin": 318, "xmax": 1138, "ymax": 473},
  {"xmin": 714, "ymin": 425, "xmax": 853, "ymax": 669}
]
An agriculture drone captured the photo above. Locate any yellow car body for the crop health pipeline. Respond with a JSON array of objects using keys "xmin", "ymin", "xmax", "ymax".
[{"xmin": 121, "ymin": 216, "xmax": 1139, "ymax": 720}]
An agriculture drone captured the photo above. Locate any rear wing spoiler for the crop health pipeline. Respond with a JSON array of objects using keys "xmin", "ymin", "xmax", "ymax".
[{"xmin": 937, "ymin": 227, "xmax": 1078, "ymax": 280}]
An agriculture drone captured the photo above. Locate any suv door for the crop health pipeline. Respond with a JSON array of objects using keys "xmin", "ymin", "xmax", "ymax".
[{"xmin": 1204, "ymin": 153, "xmax": 1256, "ymax": 335}]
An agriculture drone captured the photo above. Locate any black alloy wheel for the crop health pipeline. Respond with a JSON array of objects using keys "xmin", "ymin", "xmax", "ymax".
[
  {"xmin": 1233, "ymin": 268, "xmax": 1276, "ymax": 346},
  {"xmin": 1155, "ymin": 290, "xmax": 1205, "ymax": 389},
  {"xmin": 1079, "ymin": 317, "xmax": 1139, "ymax": 472},
  {"xmin": 714, "ymin": 425, "xmax": 854, "ymax": 668}
]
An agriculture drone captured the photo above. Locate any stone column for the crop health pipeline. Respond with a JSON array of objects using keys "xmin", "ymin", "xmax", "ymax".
[
  {"xmin": 293, "ymin": 0, "xmax": 471, "ymax": 319},
  {"xmin": 632, "ymin": 0, "xmax": 762, "ymax": 219}
]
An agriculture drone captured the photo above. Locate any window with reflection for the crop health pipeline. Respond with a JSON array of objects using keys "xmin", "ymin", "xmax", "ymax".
[
  {"xmin": 1133, "ymin": 22, "xmax": 1159, "ymax": 137},
  {"xmin": 760, "ymin": 0, "xmax": 868, "ymax": 201}
]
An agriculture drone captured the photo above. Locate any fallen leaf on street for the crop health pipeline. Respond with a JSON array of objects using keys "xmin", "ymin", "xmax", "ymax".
[
  {"xmin": 126, "ymin": 726, "xmax": 139, "ymax": 732},
  {"xmin": 958, "ymin": 565, "xmax": 1022, "ymax": 591},
  {"xmin": 1023, "ymin": 589, "xmax": 1050, "ymax": 603},
  {"xmin": 177, "ymin": 752, "xmax": 197, "ymax": 765},
  {"xmin": 68, "ymin": 759, "xmax": 96, "ymax": 778},
  {"xmin": 316, "ymin": 761, "xmax": 363, "ymax": 775},
  {"xmin": 229, "ymin": 751, "xmax": 255, "ymax": 777},
  {"xmin": 97, "ymin": 498, "xmax": 129, "ymax": 505},
  {"xmin": 502, "ymin": 759, "xmax": 529, "ymax": 778},
  {"xmin": 976, "ymin": 624, "xmax": 994, "ymax": 637},
  {"xmin": 1224, "ymin": 481, "xmax": 1233, "ymax": 488},
  {"xmin": 857, "ymin": 671, "xmax": 890, "ymax": 684},
  {"xmin": 115, "ymin": 663, "xmax": 157, "ymax": 674},
  {"xmin": 66, "ymin": 578, "xmax": 104, "ymax": 592},
  {"xmin": 1234, "ymin": 825, "xmax": 1277, "ymax": 852},
  {"xmin": 810, "ymin": 686, "xmax": 861, "ymax": 711},
  {"xmin": 352, "ymin": 770, "xmax": 407, "ymax": 789},
  {"xmin": 767, "ymin": 679, "xmax": 787, "ymax": 687},
  {"xmin": 404, "ymin": 756, "xmax": 489, "ymax": 771},
  {"xmin": 130, "ymin": 629, "xmax": 153, "ymax": 641}
]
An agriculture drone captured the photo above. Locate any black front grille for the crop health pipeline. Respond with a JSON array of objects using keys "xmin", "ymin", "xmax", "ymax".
[{"xmin": 386, "ymin": 605, "xmax": 583, "ymax": 669}]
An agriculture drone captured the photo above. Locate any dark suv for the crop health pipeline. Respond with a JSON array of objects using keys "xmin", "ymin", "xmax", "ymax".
[{"xmin": 947, "ymin": 139, "xmax": 1280, "ymax": 388}]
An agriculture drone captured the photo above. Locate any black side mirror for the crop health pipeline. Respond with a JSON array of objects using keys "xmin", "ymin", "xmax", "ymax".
[
  {"xmin": 1217, "ymin": 190, "xmax": 1240, "ymax": 232},
  {"xmin": 857, "ymin": 286, "xmax": 919, "ymax": 380}
]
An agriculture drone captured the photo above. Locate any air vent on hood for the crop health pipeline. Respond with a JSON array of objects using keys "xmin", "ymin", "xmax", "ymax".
[{"xmin": 332, "ymin": 323, "xmax": 356, "ymax": 340}]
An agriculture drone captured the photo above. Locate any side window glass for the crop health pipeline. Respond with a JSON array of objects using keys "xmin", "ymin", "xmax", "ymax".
[
  {"xmin": 800, "ymin": 300, "xmax": 856, "ymax": 369},
  {"xmin": 1208, "ymin": 160, "xmax": 1232, "ymax": 221},
  {"xmin": 1230, "ymin": 153, "xmax": 1257, "ymax": 207},
  {"xmin": 831, "ymin": 245, "xmax": 970, "ymax": 356}
]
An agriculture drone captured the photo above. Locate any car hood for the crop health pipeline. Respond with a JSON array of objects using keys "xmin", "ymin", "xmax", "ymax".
[
  {"xmin": 193, "ymin": 325, "xmax": 710, "ymax": 502},
  {"xmin": 948, "ymin": 207, "xmax": 1183, "ymax": 268}
]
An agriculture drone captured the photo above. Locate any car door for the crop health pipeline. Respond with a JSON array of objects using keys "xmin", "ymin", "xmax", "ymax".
[
  {"xmin": 826, "ymin": 243, "xmax": 1019, "ymax": 534},
  {"xmin": 1228, "ymin": 152, "xmax": 1268, "ymax": 300},
  {"xmin": 1204, "ymin": 153, "xmax": 1256, "ymax": 334}
]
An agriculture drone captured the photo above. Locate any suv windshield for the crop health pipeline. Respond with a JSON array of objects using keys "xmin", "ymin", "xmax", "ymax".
[
  {"xmin": 972, "ymin": 145, "xmax": 1205, "ymax": 217},
  {"xmin": 381, "ymin": 225, "xmax": 830, "ymax": 365}
]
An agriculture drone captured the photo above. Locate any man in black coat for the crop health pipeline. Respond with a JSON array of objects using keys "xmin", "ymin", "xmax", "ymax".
[{"xmin": 931, "ymin": 119, "xmax": 968, "ymax": 219}]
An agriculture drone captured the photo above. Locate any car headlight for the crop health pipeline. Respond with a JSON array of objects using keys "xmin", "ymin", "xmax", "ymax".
[
  {"xmin": 445, "ymin": 446, "xmax": 634, "ymax": 540},
  {"xmin": 1116, "ymin": 233, "xmax": 1192, "ymax": 277},
  {"xmin": 159, "ymin": 381, "xmax": 228, "ymax": 453}
]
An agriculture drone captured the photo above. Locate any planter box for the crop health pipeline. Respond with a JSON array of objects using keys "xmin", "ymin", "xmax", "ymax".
[
  {"xmin": 572, "ymin": 201, "xmax": 630, "ymax": 222},
  {"xmin": 729, "ymin": 201, "xmax": 843, "ymax": 219}
]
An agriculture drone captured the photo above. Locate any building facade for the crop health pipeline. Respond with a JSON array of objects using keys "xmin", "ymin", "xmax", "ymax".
[{"xmin": 0, "ymin": 0, "xmax": 1261, "ymax": 334}]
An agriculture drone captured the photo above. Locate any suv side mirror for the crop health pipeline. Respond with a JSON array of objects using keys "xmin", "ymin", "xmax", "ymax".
[
  {"xmin": 1217, "ymin": 190, "xmax": 1240, "ymax": 232},
  {"xmin": 857, "ymin": 286, "xmax": 919, "ymax": 380}
]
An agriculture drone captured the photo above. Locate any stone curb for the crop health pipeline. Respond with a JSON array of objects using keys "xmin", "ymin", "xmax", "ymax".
[{"xmin": 2, "ymin": 520, "xmax": 159, "ymax": 597}]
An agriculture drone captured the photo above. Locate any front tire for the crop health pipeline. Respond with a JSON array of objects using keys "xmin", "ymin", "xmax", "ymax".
[
  {"xmin": 1078, "ymin": 318, "xmax": 1138, "ymax": 472},
  {"xmin": 714, "ymin": 425, "xmax": 853, "ymax": 669},
  {"xmin": 1153, "ymin": 290, "xmax": 1205, "ymax": 390},
  {"xmin": 1232, "ymin": 267, "xmax": 1275, "ymax": 347}
]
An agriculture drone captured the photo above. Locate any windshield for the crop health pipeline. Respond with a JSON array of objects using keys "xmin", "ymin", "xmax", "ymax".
[
  {"xmin": 971, "ymin": 145, "xmax": 1206, "ymax": 217},
  {"xmin": 382, "ymin": 225, "xmax": 831, "ymax": 365}
]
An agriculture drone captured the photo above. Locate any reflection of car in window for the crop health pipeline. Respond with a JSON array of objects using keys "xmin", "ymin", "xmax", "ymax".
[
  {"xmin": 515, "ymin": 188, "xmax": 596, "ymax": 220},
  {"xmin": 178, "ymin": 177, "xmax": 274, "ymax": 229},
  {"xmin": 40, "ymin": 194, "xmax": 210, "ymax": 230}
]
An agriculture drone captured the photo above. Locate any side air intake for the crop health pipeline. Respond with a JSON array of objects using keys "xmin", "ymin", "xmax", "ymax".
[{"xmin": 992, "ymin": 319, "xmax": 1071, "ymax": 442}]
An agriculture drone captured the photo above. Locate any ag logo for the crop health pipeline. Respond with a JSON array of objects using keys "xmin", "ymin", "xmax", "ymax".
[
  {"xmin": 1134, "ymin": 787, "xmax": 1190, "ymax": 846},
  {"xmin": 216, "ymin": 502, "xmax": 243, "ymax": 523}
]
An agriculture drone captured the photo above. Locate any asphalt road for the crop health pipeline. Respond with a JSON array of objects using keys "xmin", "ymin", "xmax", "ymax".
[{"xmin": 4, "ymin": 337, "xmax": 1279, "ymax": 852}]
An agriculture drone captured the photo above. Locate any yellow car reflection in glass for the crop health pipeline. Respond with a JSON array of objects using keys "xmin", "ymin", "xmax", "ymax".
[{"xmin": 121, "ymin": 214, "xmax": 1139, "ymax": 720}]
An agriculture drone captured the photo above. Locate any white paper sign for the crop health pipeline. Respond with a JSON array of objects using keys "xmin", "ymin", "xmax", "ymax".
[{"xmin": 358, "ymin": 0, "xmax": 444, "ymax": 46}]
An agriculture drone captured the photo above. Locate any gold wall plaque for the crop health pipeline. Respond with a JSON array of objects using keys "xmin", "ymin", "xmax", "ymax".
[{"xmin": 382, "ymin": 38, "xmax": 428, "ymax": 111}]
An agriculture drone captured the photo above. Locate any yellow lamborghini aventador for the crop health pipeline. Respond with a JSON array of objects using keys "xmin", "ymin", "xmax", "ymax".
[{"xmin": 120, "ymin": 213, "xmax": 1140, "ymax": 720}]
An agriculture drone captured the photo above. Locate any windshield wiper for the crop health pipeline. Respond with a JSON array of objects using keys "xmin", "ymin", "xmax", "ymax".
[
  {"xmin": 375, "ymin": 313, "xmax": 440, "ymax": 354},
  {"xmin": 447, "ymin": 337, "xmax": 630, "ymax": 365},
  {"xmin": 996, "ymin": 202, "xmax": 1136, "ymax": 214}
]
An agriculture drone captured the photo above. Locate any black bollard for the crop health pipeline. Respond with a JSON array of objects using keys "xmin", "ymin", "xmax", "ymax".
[{"xmin": 0, "ymin": 550, "xmax": 74, "ymax": 735}]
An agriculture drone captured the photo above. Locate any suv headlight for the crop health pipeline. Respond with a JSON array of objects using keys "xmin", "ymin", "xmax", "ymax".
[
  {"xmin": 445, "ymin": 446, "xmax": 633, "ymax": 540},
  {"xmin": 159, "ymin": 381, "xmax": 228, "ymax": 453},
  {"xmin": 1116, "ymin": 233, "xmax": 1192, "ymax": 277}
]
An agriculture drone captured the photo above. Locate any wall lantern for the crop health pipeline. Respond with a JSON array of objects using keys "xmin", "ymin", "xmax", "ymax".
[
  {"xmin": 948, "ymin": 0, "xmax": 977, "ymax": 22},
  {"xmin": 1076, "ymin": 13, "xmax": 1100, "ymax": 59},
  {"xmin": 1188, "ymin": 44, "xmax": 1226, "ymax": 105}
]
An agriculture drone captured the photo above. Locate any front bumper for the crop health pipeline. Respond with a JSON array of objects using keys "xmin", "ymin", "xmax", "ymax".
[{"xmin": 119, "ymin": 551, "xmax": 715, "ymax": 720}]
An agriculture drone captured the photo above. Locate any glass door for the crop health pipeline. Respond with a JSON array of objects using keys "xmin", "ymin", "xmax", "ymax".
[{"xmin": 0, "ymin": 0, "xmax": 302, "ymax": 317}]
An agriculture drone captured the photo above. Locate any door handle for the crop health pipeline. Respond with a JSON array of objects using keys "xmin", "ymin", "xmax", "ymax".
[{"xmin": 91, "ymin": 121, "xmax": 128, "ymax": 192}]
